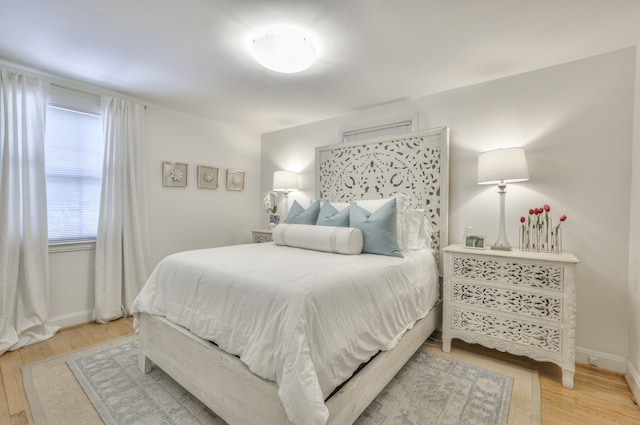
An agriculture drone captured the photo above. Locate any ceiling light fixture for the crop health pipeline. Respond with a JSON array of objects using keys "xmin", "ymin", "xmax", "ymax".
[{"xmin": 250, "ymin": 27, "xmax": 317, "ymax": 74}]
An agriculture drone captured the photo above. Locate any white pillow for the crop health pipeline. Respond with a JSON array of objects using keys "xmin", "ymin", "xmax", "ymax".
[
  {"xmin": 272, "ymin": 224, "xmax": 363, "ymax": 255},
  {"xmin": 404, "ymin": 209, "xmax": 433, "ymax": 250},
  {"xmin": 354, "ymin": 193, "xmax": 410, "ymax": 251},
  {"xmin": 322, "ymin": 201, "xmax": 351, "ymax": 212}
]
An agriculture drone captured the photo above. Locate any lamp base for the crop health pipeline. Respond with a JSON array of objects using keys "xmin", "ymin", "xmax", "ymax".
[{"xmin": 490, "ymin": 245, "xmax": 512, "ymax": 251}]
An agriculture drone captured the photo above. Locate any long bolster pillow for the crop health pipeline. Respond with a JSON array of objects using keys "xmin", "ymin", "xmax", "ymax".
[{"xmin": 272, "ymin": 223, "xmax": 363, "ymax": 255}]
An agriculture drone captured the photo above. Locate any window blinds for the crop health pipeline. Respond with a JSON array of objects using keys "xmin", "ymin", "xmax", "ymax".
[{"xmin": 45, "ymin": 85, "xmax": 103, "ymax": 243}]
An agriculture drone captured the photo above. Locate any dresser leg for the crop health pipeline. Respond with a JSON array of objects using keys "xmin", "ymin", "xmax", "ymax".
[
  {"xmin": 562, "ymin": 369, "xmax": 575, "ymax": 389},
  {"xmin": 442, "ymin": 338, "xmax": 452, "ymax": 353}
]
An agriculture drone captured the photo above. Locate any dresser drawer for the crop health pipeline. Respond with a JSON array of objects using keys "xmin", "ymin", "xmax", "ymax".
[
  {"xmin": 451, "ymin": 308, "xmax": 562, "ymax": 353},
  {"xmin": 452, "ymin": 255, "xmax": 564, "ymax": 291},
  {"xmin": 451, "ymin": 281, "xmax": 562, "ymax": 322}
]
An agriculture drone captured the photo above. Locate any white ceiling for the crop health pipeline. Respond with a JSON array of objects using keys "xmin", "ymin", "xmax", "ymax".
[{"xmin": 1, "ymin": 0, "xmax": 639, "ymax": 134}]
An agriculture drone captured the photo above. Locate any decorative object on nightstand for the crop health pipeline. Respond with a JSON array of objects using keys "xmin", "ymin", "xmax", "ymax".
[
  {"xmin": 273, "ymin": 170, "xmax": 299, "ymax": 218},
  {"xmin": 519, "ymin": 205, "xmax": 567, "ymax": 253},
  {"xmin": 477, "ymin": 147, "xmax": 529, "ymax": 251},
  {"xmin": 464, "ymin": 235, "xmax": 485, "ymax": 249},
  {"xmin": 442, "ymin": 244, "xmax": 579, "ymax": 388},
  {"xmin": 252, "ymin": 229, "xmax": 273, "ymax": 243},
  {"xmin": 263, "ymin": 191, "xmax": 279, "ymax": 227}
]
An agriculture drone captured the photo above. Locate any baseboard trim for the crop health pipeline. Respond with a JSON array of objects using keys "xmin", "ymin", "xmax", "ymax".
[
  {"xmin": 626, "ymin": 360, "xmax": 640, "ymax": 406},
  {"xmin": 576, "ymin": 346, "xmax": 627, "ymax": 373},
  {"xmin": 48, "ymin": 310, "xmax": 93, "ymax": 329}
]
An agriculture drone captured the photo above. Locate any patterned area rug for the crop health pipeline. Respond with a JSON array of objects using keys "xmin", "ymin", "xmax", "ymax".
[{"xmin": 22, "ymin": 335, "xmax": 540, "ymax": 425}]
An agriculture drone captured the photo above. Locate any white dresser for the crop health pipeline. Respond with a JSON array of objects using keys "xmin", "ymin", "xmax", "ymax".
[{"xmin": 442, "ymin": 244, "xmax": 580, "ymax": 388}]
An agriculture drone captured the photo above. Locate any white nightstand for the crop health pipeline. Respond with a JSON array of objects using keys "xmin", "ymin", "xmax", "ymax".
[
  {"xmin": 442, "ymin": 244, "xmax": 580, "ymax": 388},
  {"xmin": 252, "ymin": 229, "xmax": 273, "ymax": 243}
]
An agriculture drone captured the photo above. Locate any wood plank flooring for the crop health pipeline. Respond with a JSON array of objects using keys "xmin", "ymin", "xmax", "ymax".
[
  {"xmin": 0, "ymin": 317, "xmax": 135, "ymax": 425},
  {"xmin": 0, "ymin": 318, "xmax": 638, "ymax": 425}
]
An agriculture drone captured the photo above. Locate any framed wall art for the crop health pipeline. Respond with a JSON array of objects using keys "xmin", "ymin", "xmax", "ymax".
[
  {"xmin": 197, "ymin": 165, "xmax": 219, "ymax": 189},
  {"xmin": 226, "ymin": 169, "xmax": 245, "ymax": 191},
  {"xmin": 162, "ymin": 161, "xmax": 188, "ymax": 188}
]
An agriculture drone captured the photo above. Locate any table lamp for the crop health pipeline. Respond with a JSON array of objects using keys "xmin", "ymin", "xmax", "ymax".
[
  {"xmin": 477, "ymin": 147, "xmax": 529, "ymax": 250},
  {"xmin": 273, "ymin": 170, "xmax": 299, "ymax": 218}
]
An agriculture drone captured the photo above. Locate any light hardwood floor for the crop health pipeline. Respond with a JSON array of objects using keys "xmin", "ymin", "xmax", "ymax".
[{"xmin": 0, "ymin": 318, "xmax": 638, "ymax": 425}]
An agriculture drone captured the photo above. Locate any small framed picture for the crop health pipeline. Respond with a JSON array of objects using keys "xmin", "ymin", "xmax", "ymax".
[
  {"xmin": 464, "ymin": 235, "xmax": 486, "ymax": 249},
  {"xmin": 226, "ymin": 169, "xmax": 245, "ymax": 191},
  {"xmin": 197, "ymin": 165, "xmax": 219, "ymax": 189},
  {"xmin": 162, "ymin": 161, "xmax": 188, "ymax": 187}
]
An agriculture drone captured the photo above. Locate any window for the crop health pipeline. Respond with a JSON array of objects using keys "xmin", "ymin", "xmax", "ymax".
[
  {"xmin": 342, "ymin": 116, "xmax": 417, "ymax": 143},
  {"xmin": 45, "ymin": 86, "xmax": 103, "ymax": 243}
]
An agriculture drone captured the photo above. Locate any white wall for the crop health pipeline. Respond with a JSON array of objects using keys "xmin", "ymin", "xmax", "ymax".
[
  {"xmin": 49, "ymin": 104, "xmax": 262, "ymax": 327},
  {"xmin": 262, "ymin": 48, "xmax": 636, "ymax": 370},
  {"xmin": 627, "ymin": 44, "xmax": 640, "ymax": 398},
  {"xmin": 144, "ymin": 105, "xmax": 262, "ymax": 265}
]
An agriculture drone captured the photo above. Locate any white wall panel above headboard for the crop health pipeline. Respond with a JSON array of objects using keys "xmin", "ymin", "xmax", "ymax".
[{"xmin": 315, "ymin": 127, "xmax": 449, "ymax": 265}]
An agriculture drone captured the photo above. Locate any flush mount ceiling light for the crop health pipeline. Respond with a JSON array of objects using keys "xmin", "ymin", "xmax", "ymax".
[{"xmin": 249, "ymin": 27, "xmax": 317, "ymax": 74}]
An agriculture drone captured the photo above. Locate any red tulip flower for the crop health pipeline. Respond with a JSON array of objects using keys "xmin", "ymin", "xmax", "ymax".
[
  {"xmin": 544, "ymin": 204, "xmax": 551, "ymax": 212},
  {"xmin": 555, "ymin": 214, "xmax": 568, "ymax": 232},
  {"xmin": 520, "ymin": 216, "xmax": 526, "ymax": 223},
  {"xmin": 529, "ymin": 208, "xmax": 534, "ymax": 215}
]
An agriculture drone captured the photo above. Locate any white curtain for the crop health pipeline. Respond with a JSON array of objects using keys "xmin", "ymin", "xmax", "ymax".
[
  {"xmin": 92, "ymin": 97, "xmax": 151, "ymax": 323},
  {"xmin": 0, "ymin": 69, "xmax": 59, "ymax": 355}
]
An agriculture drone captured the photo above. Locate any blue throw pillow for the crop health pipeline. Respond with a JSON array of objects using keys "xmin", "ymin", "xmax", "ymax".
[
  {"xmin": 316, "ymin": 202, "xmax": 350, "ymax": 227},
  {"xmin": 349, "ymin": 199, "xmax": 403, "ymax": 258},
  {"xmin": 286, "ymin": 200, "xmax": 321, "ymax": 224}
]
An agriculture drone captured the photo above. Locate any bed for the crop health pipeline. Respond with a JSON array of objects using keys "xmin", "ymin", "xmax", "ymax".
[{"xmin": 132, "ymin": 126, "xmax": 449, "ymax": 425}]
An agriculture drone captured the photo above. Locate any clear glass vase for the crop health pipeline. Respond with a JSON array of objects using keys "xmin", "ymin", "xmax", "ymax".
[
  {"xmin": 518, "ymin": 225, "xmax": 529, "ymax": 251},
  {"xmin": 543, "ymin": 217, "xmax": 552, "ymax": 253},
  {"xmin": 551, "ymin": 227, "xmax": 562, "ymax": 253},
  {"xmin": 533, "ymin": 224, "xmax": 543, "ymax": 252}
]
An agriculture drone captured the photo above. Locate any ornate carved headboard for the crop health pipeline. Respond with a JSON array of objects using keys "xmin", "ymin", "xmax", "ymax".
[{"xmin": 315, "ymin": 127, "xmax": 449, "ymax": 267}]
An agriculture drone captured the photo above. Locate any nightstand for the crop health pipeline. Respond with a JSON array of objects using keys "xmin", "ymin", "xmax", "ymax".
[
  {"xmin": 252, "ymin": 229, "xmax": 273, "ymax": 243},
  {"xmin": 442, "ymin": 244, "xmax": 580, "ymax": 388}
]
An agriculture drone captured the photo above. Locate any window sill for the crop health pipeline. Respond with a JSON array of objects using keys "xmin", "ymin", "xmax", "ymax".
[{"xmin": 48, "ymin": 240, "xmax": 96, "ymax": 253}]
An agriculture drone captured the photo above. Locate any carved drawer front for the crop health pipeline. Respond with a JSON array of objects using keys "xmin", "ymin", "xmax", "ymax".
[
  {"xmin": 452, "ymin": 308, "xmax": 562, "ymax": 353},
  {"xmin": 452, "ymin": 256, "xmax": 563, "ymax": 291},
  {"xmin": 451, "ymin": 282, "xmax": 562, "ymax": 322}
]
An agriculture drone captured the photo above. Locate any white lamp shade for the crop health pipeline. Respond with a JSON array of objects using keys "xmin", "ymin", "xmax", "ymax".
[
  {"xmin": 250, "ymin": 28, "xmax": 317, "ymax": 74},
  {"xmin": 273, "ymin": 170, "xmax": 299, "ymax": 191},
  {"xmin": 477, "ymin": 147, "xmax": 530, "ymax": 185}
]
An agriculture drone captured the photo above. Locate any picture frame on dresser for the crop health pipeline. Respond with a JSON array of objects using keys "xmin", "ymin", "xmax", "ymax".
[
  {"xmin": 464, "ymin": 235, "xmax": 485, "ymax": 249},
  {"xmin": 441, "ymin": 244, "xmax": 580, "ymax": 388}
]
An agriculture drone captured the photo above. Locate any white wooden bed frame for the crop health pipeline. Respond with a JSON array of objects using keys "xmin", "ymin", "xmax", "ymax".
[
  {"xmin": 137, "ymin": 127, "xmax": 449, "ymax": 425},
  {"xmin": 138, "ymin": 303, "xmax": 441, "ymax": 425}
]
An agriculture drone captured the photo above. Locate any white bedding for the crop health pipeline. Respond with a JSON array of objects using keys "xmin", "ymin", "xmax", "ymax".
[{"xmin": 131, "ymin": 242, "xmax": 439, "ymax": 425}]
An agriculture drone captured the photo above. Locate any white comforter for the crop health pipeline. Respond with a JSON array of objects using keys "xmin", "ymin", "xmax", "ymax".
[{"xmin": 132, "ymin": 243, "xmax": 439, "ymax": 425}]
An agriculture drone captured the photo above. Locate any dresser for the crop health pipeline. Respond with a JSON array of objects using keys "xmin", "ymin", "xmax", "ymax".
[
  {"xmin": 442, "ymin": 244, "xmax": 580, "ymax": 388},
  {"xmin": 251, "ymin": 229, "xmax": 273, "ymax": 243}
]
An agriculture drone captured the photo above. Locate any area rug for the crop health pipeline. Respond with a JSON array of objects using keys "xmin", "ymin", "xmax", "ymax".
[{"xmin": 22, "ymin": 335, "xmax": 540, "ymax": 425}]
